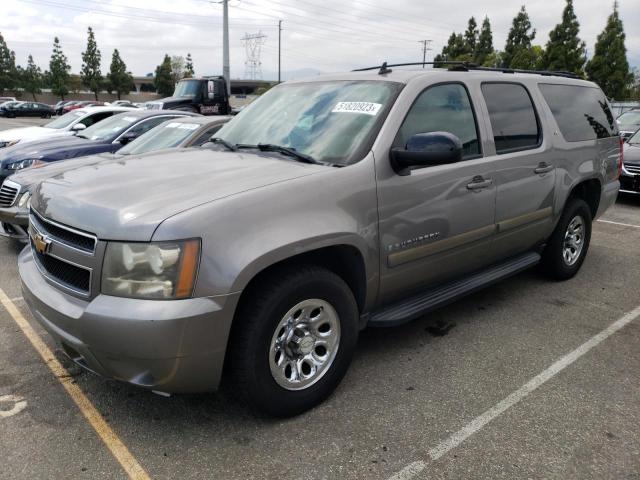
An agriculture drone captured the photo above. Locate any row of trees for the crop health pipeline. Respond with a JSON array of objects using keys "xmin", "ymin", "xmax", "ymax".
[
  {"xmin": 434, "ymin": 0, "xmax": 637, "ymax": 100},
  {"xmin": 0, "ymin": 28, "xmax": 195, "ymax": 100}
]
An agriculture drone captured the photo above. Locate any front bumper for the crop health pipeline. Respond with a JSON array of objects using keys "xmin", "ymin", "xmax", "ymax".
[
  {"xmin": 0, "ymin": 204, "xmax": 29, "ymax": 241},
  {"xmin": 19, "ymin": 247, "xmax": 241, "ymax": 393},
  {"xmin": 620, "ymin": 168, "xmax": 640, "ymax": 194}
]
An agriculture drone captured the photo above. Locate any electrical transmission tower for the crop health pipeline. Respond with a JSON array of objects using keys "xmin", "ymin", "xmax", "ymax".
[{"xmin": 242, "ymin": 31, "xmax": 267, "ymax": 79}]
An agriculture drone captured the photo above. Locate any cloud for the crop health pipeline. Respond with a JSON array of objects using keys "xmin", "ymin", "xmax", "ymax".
[{"xmin": 2, "ymin": 0, "xmax": 639, "ymax": 79}]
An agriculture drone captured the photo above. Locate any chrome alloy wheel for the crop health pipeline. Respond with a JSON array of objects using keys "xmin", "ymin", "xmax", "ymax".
[
  {"xmin": 563, "ymin": 215, "xmax": 585, "ymax": 266},
  {"xmin": 269, "ymin": 299, "xmax": 341, "ymax": 391}
]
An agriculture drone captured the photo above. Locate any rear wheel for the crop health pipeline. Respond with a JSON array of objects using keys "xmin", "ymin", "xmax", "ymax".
[
  {"xmin": 227, "ymin": 265, "xmax": 359, "ymax": 417},
  {"xmin": 541, "ymin": 198, "xmax": 592, "ymax": 280}
]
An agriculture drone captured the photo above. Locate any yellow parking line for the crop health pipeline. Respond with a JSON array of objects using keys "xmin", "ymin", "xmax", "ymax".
[{"xmin": 0, "ymin": 289, "xmax": 151, "ymax": 480}]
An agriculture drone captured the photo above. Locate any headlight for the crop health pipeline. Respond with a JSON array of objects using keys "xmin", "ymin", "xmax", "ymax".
[
  {"xmin": 7, "ymin": 159, "xmax": 35, "ymax": 170},
  {"xmin": 101, "ymin": 239, "xmax": 200, "ymax": 300},
  {"xmin": 17, "ymin": 191, "xmax": 31, "ymax": 208}
]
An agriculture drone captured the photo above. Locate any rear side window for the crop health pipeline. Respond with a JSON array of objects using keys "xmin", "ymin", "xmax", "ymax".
[
  {"xmin": 81, "ymin": 111, "xmax": 113, "ymax": 127},
  {"xmin": 397, "ymin": 83, "xmax": 480, "ymax": 159},
  {"xmin": 539, "ymin": 84, "xmax": 616, "ymax": 141},
  {"xmin": 481, "ymin": 83, "xmax": 540, "ymax": 154}
]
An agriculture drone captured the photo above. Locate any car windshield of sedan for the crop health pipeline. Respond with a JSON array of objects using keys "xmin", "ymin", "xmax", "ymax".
[
  {"xmin": 76, "ymin": 114, "xmax": 140, "ymax": 141},
  {"xmin": 618, "ymin": 111, "xmax": 640, "ymax": 128},
  {"xmin": 628, "ymin": 129, "xmax": 640, "ymax": 145},
  {"xmin": 118, "ymin": 121, "xmax": 201, "ymax": 155},
  {"xmin": 214, "ymin": 80, "xmax": 402, "ymax": 165},
  {"xmin": 44, "ymin": 110, "xmax": 85, "ymax": 129}
]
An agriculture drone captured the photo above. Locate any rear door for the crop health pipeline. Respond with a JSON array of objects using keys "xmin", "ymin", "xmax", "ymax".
[{"xmin": 479, "ymin": 82, "xmax": 556, "ymax": 259}]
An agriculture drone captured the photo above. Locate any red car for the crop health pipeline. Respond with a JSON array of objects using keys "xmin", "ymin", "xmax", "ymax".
[{"xmin": 62, "ymin": 101, "xmax": 104, "ymax": 114}]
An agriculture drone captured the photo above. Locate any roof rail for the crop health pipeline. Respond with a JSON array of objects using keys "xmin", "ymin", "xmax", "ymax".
[{"xmin": 352, "ymin": 62, "xmax": 581, "ymax": 79}]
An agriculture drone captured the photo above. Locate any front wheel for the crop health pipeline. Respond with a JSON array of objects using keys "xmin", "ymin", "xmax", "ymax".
[
  {"xmin": 227, "ymin": 265, "xmax": 359, "ymax": 417},
  {"xmin": 541, "ymin": 198, "xmax": 592, "ymax": 280}
]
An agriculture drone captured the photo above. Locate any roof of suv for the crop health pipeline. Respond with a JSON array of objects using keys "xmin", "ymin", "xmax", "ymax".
[{"xmin": 289, "ymin": 67, "xmax": 596, "ymax": 88}]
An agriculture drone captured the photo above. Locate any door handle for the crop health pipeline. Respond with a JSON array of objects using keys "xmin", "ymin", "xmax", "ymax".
[
  {"xmin": 534, "ymin": 162, "xmax": 554, "ymax": 174},
  {"xmin": 466, "ymin": 176, "xmax": 493, "ymax": 190}
]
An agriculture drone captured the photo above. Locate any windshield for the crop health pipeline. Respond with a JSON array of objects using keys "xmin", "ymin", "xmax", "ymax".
[
  {"xmin": 118, "ymin": 120, "xmax": 200, "ymax": 155},
  {"xmin": 173, "ymin": 80, "xmax": 200, "ymax": 98},
  {"xmin": 618, "ymin": 111, "xmax": 640, "ymax": 128},
  {"xmin": 628, "ymin": 129, "xmax": 640, "ymax": 145},
  {"xmin": 78, "ymin": 114, "xmax": 140, "ymax": 141},
  {"xmin": 45, "ymin": 110, "xmax": 85, "ymax": 129},
  {"xmin": 215, "ymin": 80, "xmax": 401, "ymax": 165}
]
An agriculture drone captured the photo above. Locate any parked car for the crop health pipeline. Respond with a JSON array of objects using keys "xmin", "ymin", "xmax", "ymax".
[
  {"xmin": 117, "ymin": 115, "xmax": 230, "ymax": 156},
  {"xmin": 0, "ymin": 106, "xmax": 135, "ymax": 151},
  {"xmin": 18, "ymin": 66, "xmax": 620, "ymax": 416},
  {"xmin": 0, "ymin": 100, "xmax": 23, "ymax": 109},
  {"xmin": 0, "ymin": 101, "xmax": 54, "ymax": 118},
  {"xmin": 62, "ymin": 101, "xmax": 104, "ymax": 114},
  {"xmin": 109, "ymin": 100, "xmax": 138, "ymax": 108},
  {"xmin": 0, "ymin": 96, "xmax": 17, "ymax": 103},
  {"xmin": 620, "ymin": 128, "xmax": 640, "ymax": 194},
  {"xmin": 54, "ymin": 100, "xmax": 70, "ymax": 116},
  {"xmin": 617, "ymin": 108, "xmax": 640, "ymax": 140},
  {"xmin": 0, "ymin": 110, "xmax": 198, "ymax": 183},
  {"xmin": 0, "ymin": 116, "xmax": 229, "ymax": 242}
]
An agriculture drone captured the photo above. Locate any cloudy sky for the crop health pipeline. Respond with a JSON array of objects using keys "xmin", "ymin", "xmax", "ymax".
[{"xmin": 2, "ymin": 0, "xmax": 639, "ymax": 80}]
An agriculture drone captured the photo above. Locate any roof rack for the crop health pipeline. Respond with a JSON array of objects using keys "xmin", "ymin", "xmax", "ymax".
[{"xmin": 352, "ymin": 61, "xmax": 581, "ymax": 79}]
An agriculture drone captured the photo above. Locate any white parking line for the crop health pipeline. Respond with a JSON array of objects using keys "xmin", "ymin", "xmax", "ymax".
[
  {"xmin": 597, "ymin": 219, "xmax": 640, "ymax": 229},
  {"xmin": 387, "ymin": 304, "xmax": 640, "ymax": 479}
]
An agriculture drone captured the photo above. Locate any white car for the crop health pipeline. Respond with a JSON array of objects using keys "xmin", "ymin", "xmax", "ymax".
[{"xmin": 0, "ymin": 106, "xmax": 135, "ymax": 148}]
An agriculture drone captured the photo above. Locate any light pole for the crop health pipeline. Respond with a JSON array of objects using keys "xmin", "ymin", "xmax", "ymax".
[{"xmin": 222, "ymin": 0, "xmax": 230, "ymax": 95}]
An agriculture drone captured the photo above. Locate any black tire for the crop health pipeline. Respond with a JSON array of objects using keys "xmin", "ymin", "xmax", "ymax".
[
  {"xmin": 541, "ymin": 198, "xmax": 592, "ymax": 280},
  {"xmin": 227, "ymin": 265, "xmax": 359, "ymax": 417}
]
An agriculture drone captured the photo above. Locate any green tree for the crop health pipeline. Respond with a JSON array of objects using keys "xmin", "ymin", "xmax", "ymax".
[
  {"xmin": 107, "ymin": 49, "xmax": 133, "ymax": 100},
  {"xmin": 49, "ymin": 37, "xmax": 71, "ymax": 100},
  {"xmin": 542, "ymin": 0, "xmax": 586, "ymax": 75},
  {"xmin": 154, "ymin": 54, "xmax": 174, "ymax": 96},
  {"xmin": 0, "ymin": 33, "xmax": 17, "ymax": 95},
  {"xmin": 482, "ymin": 51, "xmax": 503, "ymax": 68},
  {"xmin": 503, "ymin": 6, "xmax": 536, "ymax": 68},
  {"xmin": 22, "ymin": 54, "xmax": 43, "ymax": 100},
  {"xmin": 511, "ymin": 45, "xmax": 545, "ymax": 70},
  {"xmin": 184, "ymin": 53, "xmax": 194, "ymax": 78},
  {"xmin": 585, "ymin": 2, "xmax": 632, "ymax": 99},
  {"xmin": 475, "ymin": 16, "xmax": 494, "ymax": 66},
  {"xmin": 81, "ymin": 26, "xmax": 102, "ymax": 100},
  {"xmin": 463, "ymin": 17, "xmax": 478, "ymax": 57}
]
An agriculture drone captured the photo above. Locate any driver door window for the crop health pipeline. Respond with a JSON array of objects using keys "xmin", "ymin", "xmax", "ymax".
[
  {"xmin": 397, "ymin": 83, "xmax": 481, "ymax": 159},
  {"xmin": 81, "ymin": 111, "xmax": 113, "ymax": 127}
]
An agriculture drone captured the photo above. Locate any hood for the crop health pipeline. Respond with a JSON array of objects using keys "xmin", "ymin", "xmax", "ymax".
[
  {"xmin": 9, "ymin": 153, "xmax": 115, "ymax": 189},
  {"xmin": 0, "ymin": 126, "xmax": 66, "ymax": 143},
  {"xmin": 0, "ymin": 135, "xmax": 105, "ymax": 165},
  {"xmin": 33, "ymin": 148, "xmax": 326, "ymax": 241},
  {"xmin": 155, "ymin": 97, "xmax": 192, "ymax": 106},
  {"xmin": 624, "ymin": 142, "xmax": 640, "ymax": 165}
]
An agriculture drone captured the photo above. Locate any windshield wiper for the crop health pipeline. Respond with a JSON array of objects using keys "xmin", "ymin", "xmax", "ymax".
[
  {"xmin": 211, "ymin": 137, "xmax": 237, "ymax": 151},
  {"xmin": 236, "ymin": 143, "xmax": 325, "ymax": 165}
]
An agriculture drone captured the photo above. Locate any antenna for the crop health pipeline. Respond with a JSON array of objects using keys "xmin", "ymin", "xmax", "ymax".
[{"xmin": 242, "ymin": 31, "xmax": 267, "ymax": 80}]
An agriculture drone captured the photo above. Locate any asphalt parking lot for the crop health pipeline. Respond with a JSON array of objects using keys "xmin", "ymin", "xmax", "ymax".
[{"xmin": 0, "ymin": 118, "xmax": 639, "ymax": 479}]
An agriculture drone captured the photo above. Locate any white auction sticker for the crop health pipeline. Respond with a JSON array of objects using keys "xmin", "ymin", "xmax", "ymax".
[{"xmin": 332, "ymin": 102, "xmax": 382, "ymax": 116}]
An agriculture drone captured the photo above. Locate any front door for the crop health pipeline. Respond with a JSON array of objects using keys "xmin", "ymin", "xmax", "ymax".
[
  {"xmin": 479, "ymin": 82, "xmax": 556, "ymax": 258},
  {"xmin": 376, "ymin": 82, "xmax": 497, "ymax": 305}
]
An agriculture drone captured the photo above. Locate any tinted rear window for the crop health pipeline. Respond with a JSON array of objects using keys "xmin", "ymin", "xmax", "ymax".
[
  {"xmin": 539, "ymin": 84, "xmax": 615, "ymax": 141},
  {"xmin": 481, "ymin": 83, "xmax": 540, "ymax": 154}
]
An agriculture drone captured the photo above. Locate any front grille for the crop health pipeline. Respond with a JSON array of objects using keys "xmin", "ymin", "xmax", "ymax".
[
  {"xmin": 625, "ymin": 164, "xmax": 640, "ymax": 175},
  {"xmin": 31, "ymin": 209, "xmax": 96, "ymax": 253},
  {"xmin": 0, "ymin": 182, "xmax": 19, "ymax": 207},
  {"xmin": 31, "ymin": 238, "xmax": 91, "ymax": 293}
]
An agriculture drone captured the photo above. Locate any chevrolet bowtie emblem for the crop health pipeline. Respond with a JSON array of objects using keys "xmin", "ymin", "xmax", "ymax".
[{"xmin": 33, "ymin": 232, "xmax": 52, "ymax": 255}]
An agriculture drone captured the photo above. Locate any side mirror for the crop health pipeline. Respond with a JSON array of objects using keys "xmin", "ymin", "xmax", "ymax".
[
  {"xmin": 390, "ymin": 132, "xmax": 463, "ymax": 175},
  {"xmin": 71, "ymin": 123, "xmax": 86, "ymax": 132},
  {"xmin": 119, "ymin": 131, "xmax": 138, "ymax": 145}
]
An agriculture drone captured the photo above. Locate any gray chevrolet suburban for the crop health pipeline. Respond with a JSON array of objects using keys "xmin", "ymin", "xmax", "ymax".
[{"xmin": 18, "ymin": 64, "xmax": 621, "ymax": 416}]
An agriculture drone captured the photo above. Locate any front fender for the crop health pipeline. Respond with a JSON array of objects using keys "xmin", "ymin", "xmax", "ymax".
[{"xmin": 152, "ymin": 156, "xmax": 380, "ymax": 306}]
